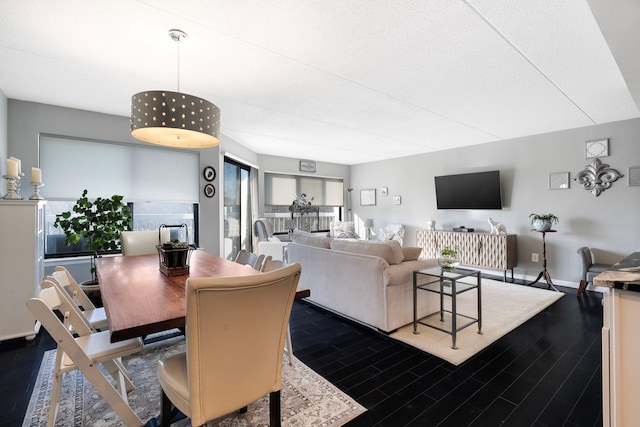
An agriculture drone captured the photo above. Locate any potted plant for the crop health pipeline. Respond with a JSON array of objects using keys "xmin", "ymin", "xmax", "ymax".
[
  {"xmin": 54, "ymin": 189, "xmax": 132, "ymax": 285},
  {"xmin": 529, "ymin": 213, "xmax": 559, "ymax": 232},
  {"xmin": 438, "ymin": 245, "xmax": 460, "ymax": 270},
  {"xmin": 159, "ymin": 239, "xmax": 191, "ymax": 269},
  {"xmin": 288, "ymin": 193, "xmax": 316, "ymax": 231}
]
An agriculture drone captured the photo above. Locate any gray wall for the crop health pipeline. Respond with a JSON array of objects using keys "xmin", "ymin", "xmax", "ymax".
[
  {"xmin": 350, "ymin": 118, "xmax": 640, "ymax": 286},
  {"xmin": 7, "ymin": 100, "xmax": 221, "ymax": 260}
]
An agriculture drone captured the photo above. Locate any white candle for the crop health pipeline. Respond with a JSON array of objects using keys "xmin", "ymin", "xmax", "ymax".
[
  {"xmin": 32, "ymin": 167, "xmax": 42, "ymax": 183},
  {"xmin": 6, "ymin": 159, "xmax": 18, "ymax": 177},
  {"xmin": 9, "ymin": 157, "xmax": 21, "ymax": 175}
]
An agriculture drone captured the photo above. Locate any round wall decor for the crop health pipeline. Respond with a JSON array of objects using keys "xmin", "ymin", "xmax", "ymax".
[
  {"xmin": 203, "ymin": 166, "xmax": 216, "ymax": 182},
  {"xmin": 204, "ymin": 184, "xmax": 215, "ymax": 198}
]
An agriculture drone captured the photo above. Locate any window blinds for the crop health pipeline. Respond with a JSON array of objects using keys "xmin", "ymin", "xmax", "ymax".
[
  {"xmin": 39, "ymin": 135, "xmax": 199, "ymax": 202},
  {"xmin": 264, "ymin": 172, "xmax": 344, "ymax": 206}
]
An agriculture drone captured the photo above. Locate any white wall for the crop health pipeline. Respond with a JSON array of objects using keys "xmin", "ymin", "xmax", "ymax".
[{"xmin": 350, "ymin": 118, "xmax": 640, "ymax": 286}]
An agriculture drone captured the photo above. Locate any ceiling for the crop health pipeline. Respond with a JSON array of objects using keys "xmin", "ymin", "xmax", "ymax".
[{"xmin": 1, "ymin": 0, "xmax": 639, "ymax": 165}]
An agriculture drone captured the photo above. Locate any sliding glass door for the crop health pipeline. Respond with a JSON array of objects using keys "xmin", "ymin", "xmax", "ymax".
[{"xmin": 223, "ymin": 157, "xmax": 253, "ymax": 260}]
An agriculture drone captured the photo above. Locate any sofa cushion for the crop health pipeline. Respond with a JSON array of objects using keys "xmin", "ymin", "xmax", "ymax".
[
  {"xmin": 329, "ymin": 221, "xmax": 359, "ymax": 239},
  {"xmin": 291, "ymin": 232, "xmax": 332, "ymax": 249},
  {"xmin": 330, "ymin": 239, "xmax": 405, "ymax": 265},
  {"xmin": 402, "ymin": 246, "xmax": 422, "ymax": 261}
]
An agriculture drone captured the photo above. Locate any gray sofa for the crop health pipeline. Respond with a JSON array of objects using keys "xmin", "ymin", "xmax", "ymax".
[{"xmin": 286, "ymin": 235, "xmax": 439, "ymax": 332}]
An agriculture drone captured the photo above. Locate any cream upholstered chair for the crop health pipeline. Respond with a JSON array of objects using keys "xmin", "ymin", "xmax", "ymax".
[
  {"xmin": 157, "ymin": 263, "xmax": 302, "ymax": 427},
  {"xmin": 46, "ymin": 266, "xmax": 109, "ymax": 331},
  {"xmin": 577, "ymin": 247, "xmax": 612, "ymax": 296},
  {"xmin": 26, "ymin": 286, "xmax": 144, "ymax": 426},
  {"xmin": 121, "ymin": 229, "xmax": 170, "ymax": 256}
]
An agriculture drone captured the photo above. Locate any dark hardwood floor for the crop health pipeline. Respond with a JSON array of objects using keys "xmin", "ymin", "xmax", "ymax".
[{"xmin": 1, "ymin": 278, "xmax": 603, "ymax": 427}]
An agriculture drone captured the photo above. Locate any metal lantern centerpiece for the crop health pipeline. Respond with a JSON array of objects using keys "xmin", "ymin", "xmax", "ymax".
[{"xmin": 156, "ymin": 224, "xmax": 196, "ymax": 276}]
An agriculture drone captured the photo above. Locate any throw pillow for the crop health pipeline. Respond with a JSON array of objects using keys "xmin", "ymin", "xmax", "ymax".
[
  {"xmin": 402, "ymin": 246, "xmax": 422, "ymax": 261},
  {"xmin": 268, "ymin": 236, "xmax": 281, "ymax": 243}
]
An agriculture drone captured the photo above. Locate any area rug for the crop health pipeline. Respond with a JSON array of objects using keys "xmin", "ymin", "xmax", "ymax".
[
  {"xmin": 390, "ymin": 279, "xmax": 563, "ymax": 366},
  {"xmin": 23, "ymin": 334, "xmax": 366, "ymax": 426}
]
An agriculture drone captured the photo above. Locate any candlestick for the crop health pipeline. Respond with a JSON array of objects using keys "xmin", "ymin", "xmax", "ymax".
[
  {"xmin": 29, "ymin": 182, "xmax": 45, "ymax": 200},
  {"xmin": 2, "ymin": 175, "xmax": 23, "ymax": 200}
]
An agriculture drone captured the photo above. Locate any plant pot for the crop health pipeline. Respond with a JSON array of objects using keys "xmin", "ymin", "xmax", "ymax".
[
  {"xmin": 532, "ymin": 219, "xmax": 552, "ymax": 231},
  {"xmin": 438, "ymin": 254, "xmax": 460, "ymax": 270}
]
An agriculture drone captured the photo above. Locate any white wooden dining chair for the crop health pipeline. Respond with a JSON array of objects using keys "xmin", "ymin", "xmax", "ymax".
[
  {"xmin": 46, "ymin": 266, "xmax": 109, "ymax": 331},
  {"xmin": 26, "ymin": 286, "xmax": 144, "ymax": 427}
]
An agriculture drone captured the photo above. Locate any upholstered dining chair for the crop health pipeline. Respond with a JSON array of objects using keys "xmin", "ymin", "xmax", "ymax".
[
  {"xmin": 261, "ymin": 258, "xmax": 285, "ymax": 273},
  {"xmin": 26, "ymin": 286, "xmax": 144, "ymax": 426},
  {"xmin": 233, "ymin": 249, "xmax": 259, "ymax": 268},
  {"xmin": 577, "ymin": 247, "xmax": 612, "ymax": 296},
  {"xmin": 121, "ymin": 229, "xmax": 170, "ymax": 256},
  {"xmin": 45, "ymin": 266, "xmax": 109, "ymax": 331},
  {"xmin": 156, "ymin": 263, "xmax": 302, "ymax": 427}
]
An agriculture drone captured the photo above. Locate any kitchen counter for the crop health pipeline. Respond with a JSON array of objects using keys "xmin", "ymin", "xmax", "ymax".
[{"xmin": 594, "ymin": 250, "xmax": 640, "ymax": 290}]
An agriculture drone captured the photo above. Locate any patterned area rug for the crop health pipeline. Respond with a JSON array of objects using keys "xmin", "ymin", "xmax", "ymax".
[{"xmin": 23, "ymin": 334, "xmax": 365, "ymax": 426}]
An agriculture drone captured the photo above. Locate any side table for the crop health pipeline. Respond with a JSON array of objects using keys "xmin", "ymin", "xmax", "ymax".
[
  {"xmin": 529, "ymin": 230, "xmax": 559, "ymax": 292},
  {"xmin": 413, "ymin": 267, "xmax": 482, "ymax": 349}
]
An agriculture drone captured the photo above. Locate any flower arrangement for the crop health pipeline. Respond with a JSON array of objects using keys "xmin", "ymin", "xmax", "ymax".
[{"xmin": 289, "ymin": 193, "xmax": 315, "ymax": 215}]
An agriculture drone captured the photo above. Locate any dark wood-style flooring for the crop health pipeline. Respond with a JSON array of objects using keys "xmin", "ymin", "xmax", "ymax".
[{"xmin": 1, "ymin": 278, "xmax": 603, "ymax": 426}]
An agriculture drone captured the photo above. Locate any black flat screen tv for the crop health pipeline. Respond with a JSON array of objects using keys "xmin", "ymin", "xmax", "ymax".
[{"xmin": 435, "ymin": 170, "xmax": 502, "ymax": 210}]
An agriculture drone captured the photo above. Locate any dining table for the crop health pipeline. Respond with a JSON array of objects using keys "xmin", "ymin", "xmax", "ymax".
[{"xmin": 96, "ymin": 250, "xmax": 291, "ymax": 343}]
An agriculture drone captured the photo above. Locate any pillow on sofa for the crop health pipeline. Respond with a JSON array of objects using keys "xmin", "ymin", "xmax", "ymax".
[
  {"xmin": 402, "ymin": 246, "xmax": 422, "ymax": 261},
  {"xmin": 292, "ymin": 233, "xmax": 332, "ymax": 249},
  {"xmin": 330, "ymin": 239, "xmax": 405, "ymax": 265},
  {"xmin": 268, "ymin": 236, "xmax": 281, "ymax": 243},
  {"xmin": 329, "ymin": 221, "xmax": 359, "ymax": 239}
]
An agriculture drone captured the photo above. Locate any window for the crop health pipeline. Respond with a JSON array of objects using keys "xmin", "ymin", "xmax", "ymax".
[
  {"xmin": 264, "ymin": 173, "xmax": 344, "ymax": 233},
  {"xmin": 40, "ymin": 135, "xmax": 200, "ymax": 257}
]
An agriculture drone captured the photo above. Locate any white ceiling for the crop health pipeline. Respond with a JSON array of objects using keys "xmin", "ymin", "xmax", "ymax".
[{"xmin": 1, "ymin": 0, "xmax": 638, "ymax": 165}]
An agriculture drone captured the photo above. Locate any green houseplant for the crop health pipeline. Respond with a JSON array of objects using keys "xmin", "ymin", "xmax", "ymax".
[
  {"xmin": 438, "ymin": 245, "xmax": 460, "ymax": 270},
  {"xmin": 54, "ymin": 189, "xmax": 132, "ymax": 283},
  {"xmin": 529, "ymin": 213, "xmax": 559, "ymax": 232}
]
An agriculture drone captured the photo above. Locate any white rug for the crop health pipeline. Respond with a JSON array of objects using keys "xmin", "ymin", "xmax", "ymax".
[
  {"xmin": 23, "ymin": 334, "xmax": 366, "ymax": 426},
  {"xmin": 390, "ymin": 279, "xmax": 563, "ymax": 366}
]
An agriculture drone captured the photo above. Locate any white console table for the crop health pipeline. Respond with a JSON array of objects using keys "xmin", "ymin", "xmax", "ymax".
[{"xmin": 416, "ymin": 230, "xmax": 517, "ymax": 281}]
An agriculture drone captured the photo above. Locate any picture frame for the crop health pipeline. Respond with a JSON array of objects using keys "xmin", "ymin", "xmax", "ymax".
[
  {"xmin": 380, "ymin": 187, "xmax": 388, "ymax": 196},
  {"xmin": 204, "ymin": 184, "xmax": 215, "ymax": 198},
  {"xmin": 203, "ymin": 166, "xmax": 216, "ymax": 182},
  {"xmin": 392, "ymin": 195, "xmax": 401, "ymax": 205},
  {"xmin": 360, "ymin": 189, "xmax": 376, "ymax": 206},
  {"xmin": 585, "ymin": 139, "xmax": 609, "ymax": 158},
  {"xmin": 629, "ymin": 166, "xmax": 640, "ymax": 187},
  {"xmin": 299, "ymin": 160, "xmax": 316, "ymax": 173},
  {"xmin": 549, "ymin": 172, "xmax": 570, "ymax": 190}
]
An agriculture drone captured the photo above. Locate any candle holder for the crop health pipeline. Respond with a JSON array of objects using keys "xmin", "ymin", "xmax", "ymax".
[
  {"xmin": 29, "ymin": 182, "xmax": 45, "ymax": 200},
  {"xmin": 2, "ymin": 175, "xmax": 23, "ymax": 200}
]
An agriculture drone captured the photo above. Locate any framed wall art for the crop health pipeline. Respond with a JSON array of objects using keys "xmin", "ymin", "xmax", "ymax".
[
  {"xmin": 629, "ymin": 166, "xmax": 640, "ymax": 187},
  {"xmin": 360, "ymin": 189, "xmax": 376, "ymax": 206},
  {"xmin": 585, "ymin": 139, "xmax": 609, "ymax": 158},
  {"xmin": 299, "ymin": 160, "xmax": 316, "ymax": 173},
  {"xmin": 549, "ymin": 172, "xmax": 570, "ymax": 190}
]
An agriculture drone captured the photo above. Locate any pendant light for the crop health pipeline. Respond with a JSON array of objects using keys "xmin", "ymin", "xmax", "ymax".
[{"xmin": 130, "ymin": 29, "xmax": 220, "ymax": 148}]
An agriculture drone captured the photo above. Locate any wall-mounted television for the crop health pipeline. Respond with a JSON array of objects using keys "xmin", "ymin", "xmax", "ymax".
[{"xmin": 434, "ymin": 170, "xmax": 502, "ymax": 210}]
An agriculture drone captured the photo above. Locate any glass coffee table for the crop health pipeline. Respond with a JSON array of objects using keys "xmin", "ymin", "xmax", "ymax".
[{"xmin": 413, "ymin": 267, "xmax": 482, "ymax": 349}]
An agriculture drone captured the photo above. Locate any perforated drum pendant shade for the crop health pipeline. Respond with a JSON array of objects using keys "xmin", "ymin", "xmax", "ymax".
[{"xmin": 131, "ymin": 91, "xmax": 220, "ymax": 148}]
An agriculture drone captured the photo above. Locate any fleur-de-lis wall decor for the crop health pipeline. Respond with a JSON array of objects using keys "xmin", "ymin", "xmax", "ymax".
[{"xmin": 574, "ymin": 157, "xmax": 623, "ymax": 197}]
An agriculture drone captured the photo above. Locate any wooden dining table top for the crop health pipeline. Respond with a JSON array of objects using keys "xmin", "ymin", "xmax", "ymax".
[{"xmin": 96, "ymin": 250, "xmax": 265, "ymax": 343}]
